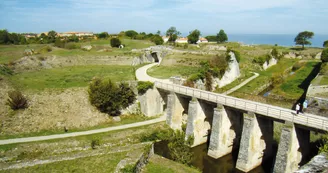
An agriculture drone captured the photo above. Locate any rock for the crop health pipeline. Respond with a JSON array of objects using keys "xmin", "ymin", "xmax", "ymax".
[
  {"xmin": 263, "ymin": 56, "xmax": 278, "ymax": 70},
  {"xmin": 213, "ymin": 51, "xmax": 241, "ymax": 88},
  {"xmin": 24, "ymin": 49, "xmax": 34, "ymax": 56},
  {"xmin": 81, "ymin": 45, "xmax": 92, "ymax": 51},
  {"xmin": 296, "ymin": 55, "xmax": 303, "ymax": 59},
  {"xmin": 295, "ymin": 153, "xmax": 328, "ymax": 173},
  {"xmin": 315, "ymin": 52, "xmax": 322, "ymax": 59},
  {"xmin": 284, "ymin": 52, "xmax": 297, "ymax": 59},
  {"xmin": 112, "ymin": 116, "xmax": 121, "ymax": 122}
]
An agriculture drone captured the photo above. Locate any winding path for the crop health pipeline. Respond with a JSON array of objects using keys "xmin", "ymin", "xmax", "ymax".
[{"xmin": 0, "ymin": 116, "xmax": 165, "ymax": 145}]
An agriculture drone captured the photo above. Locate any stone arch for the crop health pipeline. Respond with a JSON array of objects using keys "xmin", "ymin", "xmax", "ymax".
[{"xmin": 151, "ymin": 52, "xmax": 159, "ymax": 62}]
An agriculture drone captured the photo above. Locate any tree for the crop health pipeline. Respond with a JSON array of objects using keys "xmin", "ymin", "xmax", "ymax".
[
  {"xmin": 205, "ymin": 35, "xmax": 217, "ymax": 42},
  {"xmin": 156, "ymin": 30, "xmax": 161, "ymax": 35},
  {"xmin": 88, "ymin": 78, "xmax": 135, "ymax": 116},
  {"xmin": 110, "ymin": 38, "xmax": 121, "ymax": 47},
  {"xmin": 125, "ymin": 30, "xmax": 138, "ymax": 39},
  {"xmin": 217, "ymin": 29, "xmax": 228, "ymax": 43},
  {"xmin": 166, "ymin": 26, "xmax": 180, "ymax": 42},
  {"xmin": 98, "ymin": 32, "xmax": 109, "ymax": 39},
  {"xmin": 0, "ymin": 30, "xmax": 10, "ymax": 44},
  {"xmin": 321, "ymin": 48, "xmax": 328, "ymax": 63},
  {"xmin": 187, "ymin": 29, "xmax": 201, "ymax": 44},
  {"xmin": 323, "ymin": 40, "xmax": 328, "ymax": 47},
  {"xmin": 47, "ymin": 30, "xmax": 57, "ymax": 43},
  {"xmin": 294, "ymin": 31, "xmax": 314, "ymax": 49},
  {"xmin": 150, "ymin": 35, "xmax": 164, "ymax": 45}
]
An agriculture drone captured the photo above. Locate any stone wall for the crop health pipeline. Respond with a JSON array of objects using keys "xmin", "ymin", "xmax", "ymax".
[{"xmin": 307, "ymin": 85, "xmax": 328, "ymax": 96}]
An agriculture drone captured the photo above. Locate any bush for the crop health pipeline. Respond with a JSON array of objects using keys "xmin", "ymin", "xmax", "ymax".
[
  {"xmin": 150, "ymin": 35, "xmax": 164, "ymax": 45},
  {"xmin": 38, "ymin": 45, "xmax": 52, "ymax": 53},
  {"xmin": 137, "ymin": 81, "xmax": 154, "ymax": 95},
  {"xmin": 54, "ymin": 38, "xmax": 65, "ymax": 48},
  {"xmin": 91, "ymin": 138, "xmax": 101, "ymax": 149},
  {"xmin": 88, "ymin": 78, "xmax": 135, "ymax": 116},
  {"xmin": 321, "ymin": 48, "xmax": 328, "ymax": 63},
  {"xmin": 252, "ymin": 55, "xmax": 271, "ymax": 65},
  {"xmin": 319, "ymin": 135, "xmax": 328, "ymax": 155},
  {"xmin": 271, "ymin": 48, "xmax": 279, "ymax": 58},
  {"xmin": 0, "ymin": 65, "xmax": 13, "ymax": 75},
  {"xmin": 227, "ymin": 49, "xmax": 241, "ymax": 63},
  {"xmin": 6, "ymin": 90, "xmax": 28, "ymax": 110},
  {"xmin": 110, "ymin": 38, "xmax": 121, "ymax": 48},
  {"xmin": 65, "ymin": 42, "xmax": 80, "ymax": 49}
]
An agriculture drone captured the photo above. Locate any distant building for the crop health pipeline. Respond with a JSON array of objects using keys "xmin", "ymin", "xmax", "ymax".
[
  {"xmin": 175, "ymin": 37, "xmax": 188, "ymax": 43},
  {"xmin": 22, "ymin": 33, "xmax": 37, "ymax": 39},
  {"xmin": 57, "ymin": 32, "xmax": 94, "ymax": 37},
  {"xmin": 197, "ymin": 37, "xmax": 208, "ymax": 44}
]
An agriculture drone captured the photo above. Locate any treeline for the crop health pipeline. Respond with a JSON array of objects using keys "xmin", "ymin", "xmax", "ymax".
[{"xmin": 0, "ymin": 30, "xmax": 27, "ymax": 45}]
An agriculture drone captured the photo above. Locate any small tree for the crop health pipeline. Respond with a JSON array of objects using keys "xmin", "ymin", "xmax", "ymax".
[
  {"xmin": 187, "ymin": 29, "xmax": 201, "ymax": 44},
  {"xmin": 217, "ymin": 29, "xmax": 228, "ymax": 43},
  {"xmin": 323, "ymin": 40, "xmax": 328, "ymax": 48},
  {"xmin": 98, "ymin": 32, "xmax": 109, "ymax": 39},
  {"xmin": 88, "ymin": 78, "xmax": 135, "ymax": 116},
  {"xmin": 110, "ymin": 38, "xmax": 121, "ymax": 48},
  {"xmin": 321, "ymin": 48, "xmax": 328, "ymax": 63},
  {"xmin": 150, "ymin": 35, "xmax": 164, "ymax": 45},
  {"xmin": 294, "ymin": 31, "xmax": 314, "ymax": 49},
  {"xmin": 6, "ymin": 90, "xmax": 28, "ymax": 110},
  {"xmin": 166, "ymin": 26, "xmax": 180, "ymax": 42},
  {"xmin": 125, "ymin": 30, "xmax": 138, "ymax": 39}
]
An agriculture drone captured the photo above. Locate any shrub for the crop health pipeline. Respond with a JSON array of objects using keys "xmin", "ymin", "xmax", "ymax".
[
  {"xmin": 121, "ymin": 164, "xmax": 136, "ymax": 173},
  {"xmin": 227, "ymin": 49, "xmax": 241, "ymax": 63},
  {"xmin": 38, "ymin": 45, "xmax": 52, "ymax": 53},
  {"xmin": 150, "ymin": 35, "xmax": 164, "ymax": 45},
  {"xmin": 0, "ymin": 65, "xmax": 13, "ymax": 75},
  {"xmin": 54, "ymin": 39, "xmax": 65, "ymax": 48},
  {"xmin": 6, "ymin": 90, "xmax": 28, "ymax": 110},
  {"xmin": 253, "ymin": 55, "xmax": 271, "ymax": 65},
  {"xmin": 321, "ymin": 48, "xmax": 328, "ymax": 63},
  {"xmin": 65, "ymin": 42, "xmax": 80, "ymax": 50},
  {"xmin": 110, "ymin": 38, "xmax": 121, "ymax": 48},
  {"xmin": 88, "ymin": 78, "xmax": 135, "ymax": 116},
  {"xmin": 292, "ymin": 62, "xmax": 304, "ymax": 71},
  {"xmin": 271, "ymin": 48, "xmax": 279, "ymax": 58},
  {"xmin": 137, "ymin": 81, "xmax": 154, "ymax": 95},
  {"xmin": 319, "ymin": 135, "xmax": 328, "ymax": 155},
  {"xmin": 205, "ymin": 72, "xmax": 212, "ymax": 91},
  {"xmin": 91, "ymin": 138, "xmax": 101, "ymax": 149}
]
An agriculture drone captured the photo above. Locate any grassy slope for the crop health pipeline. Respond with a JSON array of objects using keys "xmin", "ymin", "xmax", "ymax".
[
  {"xmin": 273, "ymin": 61, "xmax": 320, "ymax": 99},
  {"xmin": 0, "ymin": 152, "xmax": 127, "ymax": 173},
  {"xmin": 144, "ymin": 155, "xmax": 200, "ymax": 173},
  {"xmin": 147, "ymin": 65, "xmax": 201, "ymax": 79},
  {"xmin": 0, "ymin": 44, "xmax": 46, "ymax": 64},
  {"xmin": 9, "ymin": 65, "xmax": 136, "ymax": 90}
]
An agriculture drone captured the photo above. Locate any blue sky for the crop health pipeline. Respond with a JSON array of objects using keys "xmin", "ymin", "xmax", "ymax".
[{"xmin": 0, "ymin": 0, "xmax": 327, "ymax": 35}]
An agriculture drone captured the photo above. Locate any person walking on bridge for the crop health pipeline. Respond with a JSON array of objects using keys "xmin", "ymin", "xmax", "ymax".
[
  {"xmin": 302, "ymin": 100, "xmax": 308, "ymax": 113},
  {"xmin": 296, "ymin": 103, "xmax": 300, "ymax": 114}
]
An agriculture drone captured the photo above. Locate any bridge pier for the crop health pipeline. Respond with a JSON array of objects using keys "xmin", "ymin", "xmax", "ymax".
[
  {"xmin": 208, "ymin": 104, "xmax": 243, "ymax": 159},
  {"xmin": 273, "ymin": 123, "xmax": 310, "ymax": 173},
  {"xmin": 166, "ymin": 92, "xmax": 185, "ymax": 130},
  {"xmin": 138, "ymin": 88, "xmax": 164, "ymax": 117},
  {"xmin": 236, "ymin": 112, "xmax": 273, "ymax": 172},
  {"xmin": 185, "ymin": 98, "xmax": 211, "ymax": 147}
]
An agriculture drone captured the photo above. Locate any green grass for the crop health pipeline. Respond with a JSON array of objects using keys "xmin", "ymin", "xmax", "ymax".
[
  {"xmin": 215, "ymin": 71, "xmax": 254, "ymax": 93},
  {"xmin": 320, "ymin": 76, "xmax": 328, "ymax": 85},
  {"xmin": 144, "ymin": 155, "xmax": 200, "ymax": 173},
  {"xmin": 0, "ymin": 151, "xmax": 127, "ymax": 173},
  {"xmin": 0, "ymin": 114, "xmax": 157, "ymax": 140},
  {"xmin": 236, "ymin": 58, "xmax": 297, "ymax": 94},
  {"xmin": 147, "ymin": 65, "xmax": 201, "ymax": 79},
  {"xmin": 0, "ymin": 44, "xmax": 46, "ymax": 64},
  {"xmin": 9, "ymin": 65, "xmax": 136, "ymax": 90},
  {"xmin": 165, "ymin": 53, "xmax": 213, "ymax": 60},
  {"xmin": 272, "ymin": 61, "xmax": 320, "ymax": 99}
]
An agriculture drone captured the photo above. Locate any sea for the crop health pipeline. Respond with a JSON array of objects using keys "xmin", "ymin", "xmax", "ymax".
[{"xmin": 227, "ymin": 34, "xmax": 328, "ymax": 48}]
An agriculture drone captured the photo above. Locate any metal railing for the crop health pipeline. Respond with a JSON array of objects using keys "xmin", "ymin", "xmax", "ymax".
[{"xmin": 155, "ymin": 81, "xmax": 328, "ymax": 131}]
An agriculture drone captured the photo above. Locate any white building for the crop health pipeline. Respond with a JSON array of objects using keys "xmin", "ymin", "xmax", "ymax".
[
  {"xmin": 175, "ymin": 37, "xmax": 188, "ymax": 43},
  {"xmin": 197, "ymin": 37, "xmax": 208, "ymax": 44}
]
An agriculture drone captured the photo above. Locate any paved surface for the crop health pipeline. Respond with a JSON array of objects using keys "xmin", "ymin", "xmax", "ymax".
[
  {"xmin": 135, "ymin": 63, "xmax": 171, "ymax": 83},
  {"xmin": 0, "ymin": 116, "xmax": 166, "ymax": 145}
]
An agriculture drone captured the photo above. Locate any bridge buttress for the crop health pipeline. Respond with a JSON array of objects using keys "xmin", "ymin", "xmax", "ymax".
[
  {"xmin": 166, "ymin": 92, "xmax": 185, "ymax": 130},
  {"xmin": 185, "ymin": 98, "xmax": 211, "ymax": 147},
  {"xmin": 273, "ymin": 123, "xmax": 310, "ymax": 173},
  {"xmin": 236, "ymin": 112, "xmax": 273, "ymax": 172},
  {"xmin": 138, "ymin": 88, "xmax": 164, "ymax": 117},
  {"xmin": 208, "ymin": 104, "xmax": 243, "ymax": 159}
]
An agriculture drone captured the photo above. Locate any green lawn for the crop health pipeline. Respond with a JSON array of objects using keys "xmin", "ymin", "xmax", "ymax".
[
  {"xmin": 272, "ymin": 61, "xmax": 320, "ymax": 99},
  {"xmin": 144, "ymin": 155, "xmax": 200, "ymax": 173},
  {"xmin": 0, "ymin": 44, "xmax": 46, "ymax": 64},
  {"xmin": 9, "ymin": 65, "xmax": 136, "ymax": 90},
  {"xmin": 236, "ymin": 58, "xmax": 297, "ymax": 94},
  {"xmin": 147, "ymin": 65, "xmax": 200, "ymax": 79},
  {"xmin": 0, "ymin": 151, "xmax": 127, "ymax": 173}
]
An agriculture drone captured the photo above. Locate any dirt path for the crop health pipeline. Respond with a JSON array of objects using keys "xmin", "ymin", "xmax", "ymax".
[
  {"xmin": 0, "ymin": 116, "xmax": 165, "ymax": 145},
  {"xmin": 135, "ymin": 63, "xmax": 171, "ymax": 83}
]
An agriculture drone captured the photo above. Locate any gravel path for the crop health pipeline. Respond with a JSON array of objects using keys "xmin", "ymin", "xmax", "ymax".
[
  {"xmin": 0, "ymin": 116, "xmax": 165, "ymax": 145},
  {"xmin": 135, "ymin": 63, "xmax": 171, "ymax": 83}
]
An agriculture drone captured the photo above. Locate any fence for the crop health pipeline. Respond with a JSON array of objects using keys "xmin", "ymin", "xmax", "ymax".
[{"xmin": 155, "ymin": 81, "xmax": 328, "ymax": 131}]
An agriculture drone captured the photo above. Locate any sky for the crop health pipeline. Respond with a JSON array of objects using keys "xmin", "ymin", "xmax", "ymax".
[{"xmin": 0, "ymin": 0, "xmax": 327, "ymax": 35}]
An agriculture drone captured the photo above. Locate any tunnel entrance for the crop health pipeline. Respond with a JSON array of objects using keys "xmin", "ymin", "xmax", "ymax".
[{"xmin": 151, "ymin": 52, "xmax": 159, "ymax": 62}]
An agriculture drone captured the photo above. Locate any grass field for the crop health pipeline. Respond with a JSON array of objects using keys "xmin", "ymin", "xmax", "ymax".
[
  {"xmin": 9, "ymin": 65, "xmax": 136, "ymax": 90},
  {"xmin": 0, "ymin": 44, "xmax": 47, "ymax": 64},
  {"xmin": 272, "ymin": 61, "xmax": 320, "ymax": 99},
  {"xmin": 147, "ymin": 65, "xmax": 201, "ymax": 79},
  {"xmin": 144, "ymin": 155, "xmax": 200, "ymax": 173}
]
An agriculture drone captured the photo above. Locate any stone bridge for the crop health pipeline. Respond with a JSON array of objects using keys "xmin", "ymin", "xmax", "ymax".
[{"xmin": 139, "ymin": 81, "xmax": 328, "ymax": 173}]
